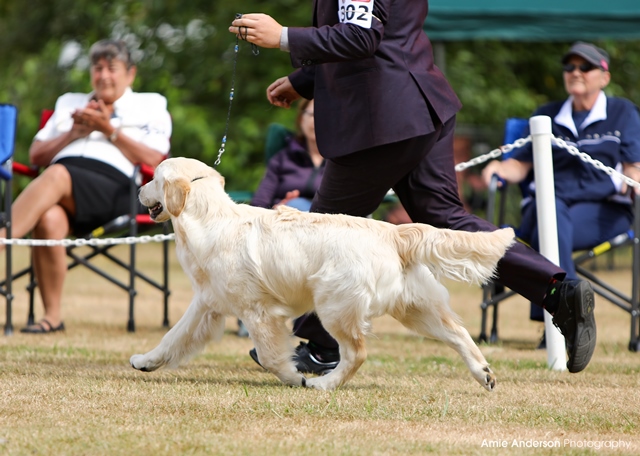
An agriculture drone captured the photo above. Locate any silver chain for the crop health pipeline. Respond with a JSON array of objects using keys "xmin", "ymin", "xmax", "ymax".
[
  {"xmin": 3, "ymin": 134, "xmax": 638, "ymax": 247},
  {"xmin": 454, "ymin": 137, "xmax": 532, "ymax": 172},
  {"xmin": 455, "ymin": 135, "xmax": 640, "ymax": 190},
  {"xmin": 0, "ymin": 233, "xmax": 174, "ymax": 247},
  {"xmin": 552, "ymin": 137, "xmax": 640, "ymax": 190}
]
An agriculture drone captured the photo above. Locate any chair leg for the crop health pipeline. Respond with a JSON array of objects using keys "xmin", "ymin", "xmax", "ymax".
[
  {"xmin": 628, "ymin": 283, "xmax": 639, "ymax": 352},
  {"xmin": 3, "ymin": 182, "xmax": 14, "ymax": 335},
  {"xmin": 127, "ymin": 237, "xmax": 136, "ymax": 333},
  {"xmin": 162, "ymin": 223, "xmax": 170, "ymax": 328},
  {"xmin": 490, "ymin": 303, "xmax": 499, "ymax": 344},
  {"xmin": 630, "ymin": 294, "xmax": 640, "ymax": 352},
  {"xmin": 480, "ymin": 282, "xmax": 503, "ymax": 344},
  {"xmin": 27, "ymin": 263, "xmax": 36, "ymax": 326},
  {"xmin": 3, "ymin": 242, "xmax": 13, "ymax": 336},
  {"xmin": 630, "ymin": 205, "xmax": 640, "ymax": 352},
  {"xmin": 479, "ymin": 284, "xmax": 492, "ymax": 343},
  {"xmin": 628, "ymin": 198, "xmax": 640, "ymax": 352}
]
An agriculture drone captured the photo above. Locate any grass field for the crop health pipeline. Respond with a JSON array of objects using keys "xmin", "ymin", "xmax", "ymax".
[{"xmin": 1, "ymin": 243, "xmax": 639, "ymax": 455}]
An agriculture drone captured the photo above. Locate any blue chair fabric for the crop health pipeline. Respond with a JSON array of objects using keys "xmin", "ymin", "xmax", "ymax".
[{"xmin": 0, "ymin": 104, "xmax": 17, "ymax": 334}]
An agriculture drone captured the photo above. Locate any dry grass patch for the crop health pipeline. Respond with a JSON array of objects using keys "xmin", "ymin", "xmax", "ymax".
[{"xmin": 1, "ymin": 244, "xmax": 639, "ymax": 455}]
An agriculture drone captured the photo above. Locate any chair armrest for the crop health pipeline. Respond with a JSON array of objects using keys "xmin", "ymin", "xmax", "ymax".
[
  {"xmin": 12, "ymin": 162, "xmax": 40, "ymax": 178},
  {"xmin": 139, "ymin": 163, "xmax": 155, "ymax": 182}
]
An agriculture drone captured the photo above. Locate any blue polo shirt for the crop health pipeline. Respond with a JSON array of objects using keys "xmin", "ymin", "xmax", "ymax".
[{"xmin": 510, "ymin": 91, "xmax": 640, "ymax": 205}]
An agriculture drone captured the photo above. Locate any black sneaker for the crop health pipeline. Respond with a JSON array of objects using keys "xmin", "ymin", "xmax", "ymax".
[
  {"xmin": 248, "ymin": 342, "xmax": 339, "ymax": 375},
  {"xmin": 550, "ymin": 280, "xmax": 596, "ymax": 373},
  {"xmin": 293, "ymin": 342, "xmax": 339, "ymax": 375}
]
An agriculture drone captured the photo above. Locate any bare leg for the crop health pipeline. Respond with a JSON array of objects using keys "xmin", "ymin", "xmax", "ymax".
[
  {"xmin": 28, "ymin": 205, "xmax": 70, "ymax": 329},
  {"xmin": 130, "ymin": 299, "xmax": 225, "ymax": 371},
  {"xmin": 0, "ymin": 164, "xmax": 75, "ymax": 249}
]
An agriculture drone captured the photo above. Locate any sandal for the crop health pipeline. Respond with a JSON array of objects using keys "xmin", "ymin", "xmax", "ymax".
[{"xmin": 20, "ymin": 319, "xmax": 65, "ymax": 334}]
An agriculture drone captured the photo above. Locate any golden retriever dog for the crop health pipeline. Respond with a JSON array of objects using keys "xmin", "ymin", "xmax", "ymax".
[{"xmin": 130, "ymin": 157, "xmax": 515, "ymax": 391}]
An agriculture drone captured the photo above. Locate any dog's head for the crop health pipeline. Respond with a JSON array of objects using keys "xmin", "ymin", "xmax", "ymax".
[{"xmin": 139, "ymin": 157, "xmax": 225, "ymax": 222}]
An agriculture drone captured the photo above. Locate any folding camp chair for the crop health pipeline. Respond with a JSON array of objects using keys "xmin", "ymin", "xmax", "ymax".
[
  {"xmin": 5, "ymin": 109, "xmax": 171, "ymax": 333},
  {"xmin": 479, "ymin": 118, "xmax": 640, "ymax": 351},
  {"xmin": 0, "ymin": 104, "xmax": 18, "ymax": 335}
]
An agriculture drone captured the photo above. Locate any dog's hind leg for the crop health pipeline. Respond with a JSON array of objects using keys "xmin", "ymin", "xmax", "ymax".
[
  {"xmin": 303, "ymin": 312, "xmax": 368, "ymax": 391},
  {"xmin": 244, "ymin": 314, "xmax": 306, "ymax": 387},
  {"xmin": 304, "ymin": 332, "xmax": 367, "ymax": 391},
  {"xmin": 130, "ymin": 298, "xmax": 224, "ymax": 372},
  {"xmin": 394, "ymin": 300, "xmax": 496, "ymax": 392}
]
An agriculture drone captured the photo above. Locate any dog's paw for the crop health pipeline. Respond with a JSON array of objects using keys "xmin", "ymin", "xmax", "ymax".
[
  {"xmin": 130, "ymin": 354, "xmax": 157, "ymax": 372},
  {"xmin": 302, "ymin": 376, "xmax": 339, "ymax": 391},
  {"xmin": 482, "ymin": 366, "xmax": 497, "ymax": 391}
]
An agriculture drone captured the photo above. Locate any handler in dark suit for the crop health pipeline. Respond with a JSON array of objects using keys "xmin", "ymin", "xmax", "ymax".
[{"xmin": 230, "ymin": 0, "xmax": 597, "ymax": 374}]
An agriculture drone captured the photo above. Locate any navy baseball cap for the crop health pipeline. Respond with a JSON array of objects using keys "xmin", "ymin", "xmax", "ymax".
[{"xmin": 562, "ymin": 42, "xmax": 610, "ymax": 71}]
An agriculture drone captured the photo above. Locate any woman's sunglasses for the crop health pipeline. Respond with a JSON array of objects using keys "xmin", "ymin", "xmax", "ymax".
[{"xmin": 563, "ymin": 62, "xmax": 599, "ymax": 73}]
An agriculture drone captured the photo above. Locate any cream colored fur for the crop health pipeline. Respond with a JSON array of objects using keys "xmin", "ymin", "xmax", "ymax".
[{"xmin": 130, "ymin": 157, "xmax": 515, "ymax": 391}]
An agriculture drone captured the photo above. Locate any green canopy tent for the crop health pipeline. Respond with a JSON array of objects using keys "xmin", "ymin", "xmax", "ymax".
[{"xmin": 425, "ymin": 0, "xmax": 640, "ymax": 41}]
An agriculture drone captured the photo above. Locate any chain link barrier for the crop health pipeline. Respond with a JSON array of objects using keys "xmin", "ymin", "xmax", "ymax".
[
  {"xmin": 552, "ymin": 137, "xmax": 640, "ymax": 191},
  {"xmin": 456, "ymin": 134, "xmax": 640, "ymax": 191},
  {"xmin": 454, "ymin": 136, "xmax": 532, "ymax": 172},
  {"xmin": 2, "ymin": 133, "xmax": 639, "ymax": 248},
  {"xmin": 0, "ymin": 233, "xmax": 174, "ymax": 247}
]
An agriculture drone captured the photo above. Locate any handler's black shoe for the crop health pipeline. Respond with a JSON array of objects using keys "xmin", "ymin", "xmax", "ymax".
[
  {"xmin": 293, "ymin": 342, "xmax": 339, "ymax": 375},
  {"xmin": 549, "ymin": 279, "xmax": 596, "ymax": 373},
  {"xmin": 249, "ymin": 342, "xmax": 339, "ymax": 375}
]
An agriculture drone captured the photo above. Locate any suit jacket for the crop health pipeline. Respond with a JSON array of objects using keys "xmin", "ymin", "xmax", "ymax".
[{"xmin": 288, "ymin": 0, "xmax": 461, "ymax": 158}]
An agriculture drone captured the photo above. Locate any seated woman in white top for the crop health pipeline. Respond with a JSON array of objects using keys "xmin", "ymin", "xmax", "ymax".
[{"xmin": 4, "ymin": 39, "xmax": 172, "ymax": 334}]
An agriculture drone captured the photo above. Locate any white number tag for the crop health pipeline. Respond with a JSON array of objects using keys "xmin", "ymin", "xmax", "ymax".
[{"xmin": 338, "ymin": 0, "xmax": 374, "ymax": 29}]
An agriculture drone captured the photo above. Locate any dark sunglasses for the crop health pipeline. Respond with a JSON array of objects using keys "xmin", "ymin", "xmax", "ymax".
[{"xmin": 563, "ymin": 62, "xmax": 599, "ymax": 73}]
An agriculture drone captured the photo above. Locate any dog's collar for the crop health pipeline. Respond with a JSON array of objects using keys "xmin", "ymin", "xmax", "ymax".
[{"xmin": 191, "ymin": 176, "xmax": 207, "ymax": 183}]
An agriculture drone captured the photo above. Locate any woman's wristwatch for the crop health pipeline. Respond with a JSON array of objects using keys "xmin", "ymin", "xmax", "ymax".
[{"xmin": 108, "ymin": 127, "xmax": 120, "ymax": 143}]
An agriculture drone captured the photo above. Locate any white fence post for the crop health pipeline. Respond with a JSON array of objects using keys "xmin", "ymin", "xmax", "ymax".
[{"xmin": 529, "ymin": 115, "xmax": 567, "ymax": 371}]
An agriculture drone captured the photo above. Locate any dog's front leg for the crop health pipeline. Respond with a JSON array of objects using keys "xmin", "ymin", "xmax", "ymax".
[
  {"xmin": 130, "ymin": 298, "xmax": 224, "ymax": 372},
  {"xmin": 243, "ymin": 314, "xmax": 306, "ymax": 387}
]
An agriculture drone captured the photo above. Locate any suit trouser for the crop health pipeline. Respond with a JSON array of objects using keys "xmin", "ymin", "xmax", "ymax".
[
  {"xmin": 295, "ymin": 116, "xmax": 564, "ymax": 348},
  {"xmin": 519, "ymin": 198, "xmax": 634, "ymax": 321}
]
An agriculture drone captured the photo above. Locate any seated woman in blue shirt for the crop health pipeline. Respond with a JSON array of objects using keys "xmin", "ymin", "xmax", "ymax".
[{"xmin": 482, "ymin": 42, "xmax": 640, "ymax": 343}]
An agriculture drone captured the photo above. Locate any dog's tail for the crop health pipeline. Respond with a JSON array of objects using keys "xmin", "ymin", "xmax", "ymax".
[{"xmin": 394, "ymin": 224, "xmax": 515, "ymax": 285}]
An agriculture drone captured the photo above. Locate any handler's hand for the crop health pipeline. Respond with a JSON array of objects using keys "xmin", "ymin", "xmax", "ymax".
[
  {"xmin": 230, "ymin": 13, "xmax": 282, "ymax": 49},
  {"xmin": 266, "ymin": 77, "xmax": 301, "ymax": 108}
]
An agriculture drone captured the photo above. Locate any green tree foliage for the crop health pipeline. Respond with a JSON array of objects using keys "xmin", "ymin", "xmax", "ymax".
[
  {"xmin": 445, "ymin": 40, "xmax": 640, "ymax": 146},
  {"xmin": 1, "ymin": 1, "xmax": 639, "ymax": 194}
]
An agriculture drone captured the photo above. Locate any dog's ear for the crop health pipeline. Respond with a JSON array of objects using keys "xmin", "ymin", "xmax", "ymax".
[
  {"xmin": 219, "ymin": 175, "xmax": 225, "ymax": 189},
  {"xmin": 163, "ymin": 178, "xmax": 190, "ymax": 217}
]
